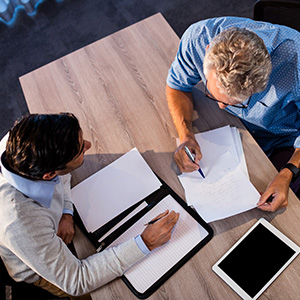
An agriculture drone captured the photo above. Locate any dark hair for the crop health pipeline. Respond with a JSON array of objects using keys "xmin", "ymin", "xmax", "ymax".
[{"xmin": 5, "ymin": 113, "xmax": 81, "ymax": 179}]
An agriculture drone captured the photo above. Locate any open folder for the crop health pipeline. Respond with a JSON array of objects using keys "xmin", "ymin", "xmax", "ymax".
[{"xmin": 71, "ymin": 148, "xmax": 213, "ymax": 299}]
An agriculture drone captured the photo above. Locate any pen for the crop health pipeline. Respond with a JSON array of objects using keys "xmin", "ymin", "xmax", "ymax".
[
  {"xmin": 184, "ymin": 146, "xmax": 205, "ymax": 178},
  {"xmin": 144, "ymin": 217, "xmax": 163, "ymax": 226}
]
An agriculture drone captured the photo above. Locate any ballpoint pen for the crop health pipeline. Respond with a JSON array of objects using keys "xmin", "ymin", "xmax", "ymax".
[
  {"xmin": 184, "ymin": 146, "xmax": 205, "ymax": 178},
  {"xmin": 144, "ymin": 216, "xmax": 163, "ymax": 226}
]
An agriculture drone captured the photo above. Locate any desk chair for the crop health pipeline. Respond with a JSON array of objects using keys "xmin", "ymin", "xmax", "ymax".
[{"xmin": 253, "ymin": 0, "xmax": 300, "ymax": 31}]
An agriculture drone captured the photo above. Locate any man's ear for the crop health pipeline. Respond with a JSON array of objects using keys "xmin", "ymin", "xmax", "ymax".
[
  {"xmin": 206, "ymin": 44, "xmax": 210, "ymax": 51},
  {"xmin": 42, "ymin": 171, "xmax": 57, "ymax": 180}
]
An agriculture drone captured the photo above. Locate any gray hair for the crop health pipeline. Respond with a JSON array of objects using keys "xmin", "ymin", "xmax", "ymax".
[{"xmin": 203, "ymin": 27, "xmax": 272, "ymax": 101}]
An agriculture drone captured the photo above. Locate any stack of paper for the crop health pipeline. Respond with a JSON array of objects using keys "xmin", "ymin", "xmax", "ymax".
[{"xmin": 178, "ymin": 126, "xmax": 259, "ymax": 223}]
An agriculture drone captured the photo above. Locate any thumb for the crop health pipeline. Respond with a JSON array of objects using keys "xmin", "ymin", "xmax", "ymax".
[{"xmin": 257, "ymin": 193, "xmax": 272, "ymax": 206}]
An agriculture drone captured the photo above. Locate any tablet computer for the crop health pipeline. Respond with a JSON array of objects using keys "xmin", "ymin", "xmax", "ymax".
[{"xmin": 212, "ymin": 218, "xmax": 300, "ymax": 300}]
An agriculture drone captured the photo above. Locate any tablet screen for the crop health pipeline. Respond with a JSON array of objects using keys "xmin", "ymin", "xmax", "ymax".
[{"xmin": 213, "ymin": 219, "xmax": 300, "ymax": 299}]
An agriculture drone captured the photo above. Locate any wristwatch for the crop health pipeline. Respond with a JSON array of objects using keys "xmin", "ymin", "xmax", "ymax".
[{"xmin": 281, "ymin": 163, "xmax": 300, "ymax": 182}]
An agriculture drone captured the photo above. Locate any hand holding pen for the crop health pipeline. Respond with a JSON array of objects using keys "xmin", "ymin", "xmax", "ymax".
[
  {"xmin": 173, "ymin": 137, "xmax": 203, "ymax": 173},
  {"xmin": 184, "ymin": 146, "xmax": 205, "ymax": 178},
  {"xmin": 141, "ymin": 210, "xmax": 180, "ymax": 251}
]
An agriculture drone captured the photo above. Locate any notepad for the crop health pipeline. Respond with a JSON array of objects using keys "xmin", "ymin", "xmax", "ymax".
[
  {"xmin": 108, "ymin": 194, "xmax": 209, "ymax": 293},
  {"xmin": 71, "ymin": 147, "xmax": 213, "ymax": 298}
]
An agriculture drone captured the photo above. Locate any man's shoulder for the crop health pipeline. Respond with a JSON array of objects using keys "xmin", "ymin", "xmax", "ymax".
[
  {"xmin": 0, "ymin": 174, "xmax": 17, "ymax": 198},
  {"xmin": 0, "ymin": 175, "xmax": 41, "ymax": 216},
  {"xmin": 185, "ymin": 16, "xmax": 292, "ymax": 39},
  {"xmin": 182, "ymin": 17, "xmax": 262, "ymax": 45},
  {"xmin": 186, "ymin": 17, "xmax": 254, "ymax": 33}
]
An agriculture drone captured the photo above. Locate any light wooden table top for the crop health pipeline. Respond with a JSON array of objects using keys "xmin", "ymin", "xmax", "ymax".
[{"xmin": 20, "ymin": 13, "xmax": 300, "ymax": 300}]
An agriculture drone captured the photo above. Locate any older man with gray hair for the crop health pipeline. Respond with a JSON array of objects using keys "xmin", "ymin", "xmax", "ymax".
[{"xmin": 166, "ymin": 16, "xmax": 300, "ymax": 212}]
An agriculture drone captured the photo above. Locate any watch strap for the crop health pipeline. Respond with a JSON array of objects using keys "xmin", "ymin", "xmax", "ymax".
[{"xmin": 281, "ymin": 163, "xmax": 300, "ymax": 181}]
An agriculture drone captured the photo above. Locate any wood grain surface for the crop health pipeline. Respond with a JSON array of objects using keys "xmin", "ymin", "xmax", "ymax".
[{"xmin": 20, "ymin": 13, "xmax": 300, "ymax": 300}]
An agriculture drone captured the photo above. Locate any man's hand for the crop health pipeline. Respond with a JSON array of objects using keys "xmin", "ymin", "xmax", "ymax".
[
  {"xmin": 57, "ymin": 214, "xmax": 75, "ymax": 245},
  {"xmin": 174, "ymin": 137, "xmax": 202, "ymax": 172},
  {"xmin": 257, "ymin": 169, "xmax": 292, "ymax": 212},
  {"xmin": 141, "ymin": 210, "xmax": 180, "ymax": 251}
]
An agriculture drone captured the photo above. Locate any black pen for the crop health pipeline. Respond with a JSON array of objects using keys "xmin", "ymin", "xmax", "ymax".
[
  {"xmin": 144, "ymin": 217, "xmax": 163, "ymax": 226},
  {"xmin": 184, "ymin": 146, "xmax": 205, "ymax": 178}
]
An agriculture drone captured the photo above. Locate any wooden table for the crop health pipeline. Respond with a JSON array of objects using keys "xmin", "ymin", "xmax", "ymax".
[{"xmin": 20, "ymin": 13, "xmax": 300, "ymax": 300}]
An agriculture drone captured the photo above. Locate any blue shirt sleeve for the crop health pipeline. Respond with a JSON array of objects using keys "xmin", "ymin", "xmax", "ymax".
[
  {"xmin": 166, "ymin": 22, "xmax": 205, "ymax": 92},
  {"xmin": 63, "ymin": 209, "xmax": 74, "ymax": 216},
  {"xmin": 134, "ymin": 235, "xmax": 150, "ymax": 255}
]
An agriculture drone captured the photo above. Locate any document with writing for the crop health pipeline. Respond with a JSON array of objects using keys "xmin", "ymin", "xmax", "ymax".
[
  {"xmin": 178, "ymin": 126, "xmax": 259, "ymax": 223},
  {"xmin": 108, "ymin": 194, "xmax": 209, "ymax": 293},
  {"xmin": 179, "ymin": 152, "xmax": 259, "ymax": 222}
]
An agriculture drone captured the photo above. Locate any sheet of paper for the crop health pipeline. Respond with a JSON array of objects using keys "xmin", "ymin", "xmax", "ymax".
[
  {"xmin": 97, "ymin": 201, "xmax": 148, "ymax": 248},
  {"xmin": 230, "ymin": 127, "xmax": 248, "ymax": 178},
  {"xmin": 108, "ymin": 195, "xmax": 209, "ymax": 293},
  {"xmin": 195, "ymin": 126, "xmax": 248, "ymax": 177},
  {"xmin": 71, "ymin": 148, "xmax": 161, "ymax": 233},
  {"xmin": 179, "ymin": 152, "xmax": 259, "ymax": 223}
]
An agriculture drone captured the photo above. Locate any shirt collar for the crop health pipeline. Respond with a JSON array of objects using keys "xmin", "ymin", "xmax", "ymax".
[{"xmin": 0, "ymin": 152, "xmax": 60, "ymax": 208}]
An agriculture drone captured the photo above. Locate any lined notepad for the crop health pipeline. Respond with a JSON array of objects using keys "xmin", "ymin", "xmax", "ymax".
[{"xmin": 108, "ymin": 195, "xmax": 209, "ymax": 293}]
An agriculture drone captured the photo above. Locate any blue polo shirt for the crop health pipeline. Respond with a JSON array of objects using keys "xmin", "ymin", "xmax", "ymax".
[{"xmin": 167, "ymin": 16, "xmax": 300, "ymax": 155}]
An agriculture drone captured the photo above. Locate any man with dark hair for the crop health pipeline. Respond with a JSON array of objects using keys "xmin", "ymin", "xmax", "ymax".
[
  {"xmin": 0, "ymin": 113, "xmax": 179, "ymax": 299},
  {"xmin": 5, "ymin": 113, "xmax": 82, "ymax": 179}
]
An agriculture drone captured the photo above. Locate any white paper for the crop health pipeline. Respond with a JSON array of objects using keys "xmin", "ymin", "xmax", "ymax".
[
  {"xmin": 195, "ymin": 126, "xmax": 248, "ymax": 177},
  {"xmin": 97, "ymin": 201, "xmax": 148, "ymax": 249},
  {"xmin": 179, "ymin": 152, "xmax": 259, "ymax": 223},
  {"xmin": 230, "ymin": 126, "xmax": 248, "ymax": 178},
  {"xmin": 71, "ymin": 148, "xmax": 161, "ymax": 232},
  {"xmin": 108, "ymin": 195, "xmax": 209, "ymax": 293}
]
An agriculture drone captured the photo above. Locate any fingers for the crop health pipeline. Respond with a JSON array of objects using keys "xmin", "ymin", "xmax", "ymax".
[
  {"xmin": 257, "ymin": 193, "xmax": 287, "ymax": 212},
  {"xmin": 57, "ymin": 214, "xmax": 75, "ymax": 245},
  {"xmin": 161, "ymin": 210, "xmax": 180, "ymax": 229},
  {"xmin": 257, "ymin": 173, "xmax": 290, "ymax": 212},
  {"xmin": 149, "ymin": 210, "xmax": 169, "ymax": 223},
  {"xmin": 59, "ymin": 229, "xmax": 74, "ymax": 245},
  {"xmin": 256, "ymin": 192, "xmax": 272, "ymax": 207},
  {"xmin": 148, "ymin": 210, "xmax": 179, "ymax": 228},
  {"xmin": 174, "ymin": 139, "xmax": 202, "ymax": 172},
  {"xmin": 141, "ymin": 210, "xmax": 180, "ymax": 251},
  {"xmin": 153, "ymin": 210, "xmax": 180, "ymax": 238}
]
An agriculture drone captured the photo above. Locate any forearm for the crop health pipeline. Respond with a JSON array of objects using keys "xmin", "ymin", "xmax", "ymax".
[
  {"xmin": 64, "ymin": 238, "xmax": 145, "ymax": 296},
  {"xmin": 166, "ymin": 85, "xmax": 194, "ymax": 142}
]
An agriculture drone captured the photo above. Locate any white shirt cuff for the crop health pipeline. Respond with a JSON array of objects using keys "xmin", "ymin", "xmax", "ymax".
[{"xmin": 134, "ymin": 235, "xmax": 150, "ymax": 255}]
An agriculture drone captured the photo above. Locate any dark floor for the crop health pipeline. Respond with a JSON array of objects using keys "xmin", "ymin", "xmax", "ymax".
[{"xmin": 0, "ymin": 0, "xmax": 257, "ymax": 139}]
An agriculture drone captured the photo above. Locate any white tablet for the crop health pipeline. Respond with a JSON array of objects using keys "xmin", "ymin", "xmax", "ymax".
[{"xmin": 212, "ymin": 218, "xmax": 300, "ymax": 300}]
